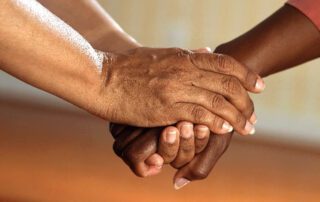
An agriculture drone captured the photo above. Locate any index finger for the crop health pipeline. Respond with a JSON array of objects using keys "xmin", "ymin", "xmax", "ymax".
[
  {"xmin": 190, "ymin": 53, "xmax": 265, "ymax": 93},
  {"xmin": 173, "ymin": 132, "xmax": 233, "ymax": 190}
]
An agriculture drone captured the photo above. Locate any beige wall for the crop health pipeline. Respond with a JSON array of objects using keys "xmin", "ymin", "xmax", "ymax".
[{"xmin": 99, "ymin": 0, "xmax": 320, "ymax": 144}]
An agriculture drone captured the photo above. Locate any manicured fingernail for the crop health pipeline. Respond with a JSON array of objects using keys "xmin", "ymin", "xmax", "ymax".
[
  {"xmin": 245, "ymin": 121, "xmax": 255, "ymax": 135},
  {"xmin": 196, "ymin": 126, "xmax": 209, "ymax": 139},
  {"xmin": 181, "ymin": 124, "xmax": 193, "ymax": 139},
  {"xmin": 250, "ymin": 112, "xmax": 257, "ymax": 124},
  {"xmin": 255, "ymin": 78, "xmax": 266, "ymax": 91},
  {"xmin": 222, "ymin": 121, "xmax": 233, "ymax": 133},
  {"xmin": 166, "ymin": 130, "xmax": 177, "ymax": 144},
  {"xmin": 174, "ymin": 178, "xmax": 190, "ymax": 190}
]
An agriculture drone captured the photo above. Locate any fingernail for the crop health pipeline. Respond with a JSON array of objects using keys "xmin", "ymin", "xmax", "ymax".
[
  {"xmin": 255, "ymin": 78, "xmax": 266, "ymax": 91},
  {"xmin": 196, "ymin": 126, "xmax": 209, "ymax": 139},
  {"xmin": 222, "ymin": 121, "xmax": 233, "ymax": 133},
  {"xmin": 181, "ymin": 124, "xmax": 193, "ymax": 139},
  {"xmin": 250, "ymin": 112, "xmax": 257, "ymax": 124},
  {"xmin": 245, "ymin": 121, "xmax": 255, "ymax": 135},
  {"xmin": 174, "ymin": 178, "xmax": 190, "ymax": 190},
  {"xmin": 166, "ymin": 130, "xmax": 177, "ymax": 144},
  {"xmin": 205, "ymin": 47, "xmax": 212, "ymax": 52}
]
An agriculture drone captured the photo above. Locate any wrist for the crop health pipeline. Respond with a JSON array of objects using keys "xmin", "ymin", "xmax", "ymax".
[
  {"xmin": 215, "ymin": 43, "xmax": 266, "ymax": 78},
  {"xmin": 91, "ymin": 29, "xmax": 141, "ymax": 52}
]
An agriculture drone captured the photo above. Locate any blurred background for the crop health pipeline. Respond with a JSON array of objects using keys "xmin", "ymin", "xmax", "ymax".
[{"xmin": 0, "ymin": 0, "xmax": 320, "ymax": 201}]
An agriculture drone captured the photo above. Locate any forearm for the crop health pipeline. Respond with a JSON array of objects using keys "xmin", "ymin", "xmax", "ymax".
[
  {"xmin": 0, "ymin": 0, "xmax": 103, "ymax": 111},
  {"xmin": 215, "ymin": 4, "xmax": 320, "ymax": 77},
  {"xmin": 38, "ymin": 0, "xmax": 140, "ymax": 52}
]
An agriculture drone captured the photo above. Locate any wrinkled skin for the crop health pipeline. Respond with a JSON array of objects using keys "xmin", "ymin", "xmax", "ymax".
[{"xmin": 99, "ymin": 47, "xmax": 263, "ymax": 135}]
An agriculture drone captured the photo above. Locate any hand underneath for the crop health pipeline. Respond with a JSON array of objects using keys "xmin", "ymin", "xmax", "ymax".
[{"xmin": 110, "ymin": 122, "xmax": 231, "ymax": 189}]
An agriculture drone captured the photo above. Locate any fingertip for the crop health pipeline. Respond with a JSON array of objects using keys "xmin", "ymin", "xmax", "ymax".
[
  {"xmin": 249, "ymin": 112, "xmax": 257, "ymax": 125},
  {"xmin": 144, "ymin": 154, "xmax": 164, "ymax": 177},
  {"xmin": 222, "ymin": 121, "xmax": 233, "ymax": 133},
  {"xmin": 254, "ymin": 77, "xmax": 266, "ymax": 92},
  {"xmin": 204, "ymin": 47, "xmax": 213, "ymax": 52},
  {"xmin": 145, "ymin": 153, "xmax": 164, "ymax": 167},
  {"xmin": 174, "ymin": 178, "xmax": 190, "ymax": 190},
  {"xmin": 180, "ymin": 123, "xmax": 194, "ymax": 139},
  {"xmin": 244, "ymin": 121, "xmax": 255, "ymax": 136},
  {"xmin": 162, "ymin": 126, "xmax": 178, "ymax": 144},
  {"xmin": 194, "ymin": 125, "xmax": 210, "ymax": 139},
  {"xmin": 176, "ymin": 121, "xmax": 193, "ymax": 128}
]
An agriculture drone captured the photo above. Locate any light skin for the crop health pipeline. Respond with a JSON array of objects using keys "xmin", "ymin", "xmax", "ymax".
[
  {"xmin": 0, "ymin": 0, "xmax": 263, "ymax": 136},
  {"xmin": 111, "ymin": 4, "xmax": 320, "ymax": 189}
]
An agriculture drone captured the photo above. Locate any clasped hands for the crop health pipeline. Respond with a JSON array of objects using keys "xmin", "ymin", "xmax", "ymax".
[{"xmin": 95, "ymin": 47, "xmax": 265, "ymax": 189}]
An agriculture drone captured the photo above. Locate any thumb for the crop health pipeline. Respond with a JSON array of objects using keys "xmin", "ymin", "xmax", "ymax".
[
  {"xmin": 144, "ymin": 153, "xmax": 164, "ymax": 176},
  {"xmin": 173, "ymin": 133, "xmax": 232, "ymax": 190}
]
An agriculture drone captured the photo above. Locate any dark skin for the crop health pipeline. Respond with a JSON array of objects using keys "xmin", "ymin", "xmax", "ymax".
[{"xmin": 110, "ymin": 4, "xmax": 320, "ymax": 189}]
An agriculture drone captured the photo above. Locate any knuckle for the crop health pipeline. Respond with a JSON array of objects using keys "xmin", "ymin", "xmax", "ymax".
[
  {"xmin": 215, "ymin": 54, "xmax": 235, "ymax": 73},
  {"xmin": 189, "ymin": 168, "xmax": 209, "ymax": 180},
  {"xmin": 210, "ymin": 94, "xmax": 225, "ymax": 109},
  {"xmin": 171, "ymin": 47, "xmax": 183, "ymax": 53},
  {"xmin": 191, "ymin": 106, "xmax": 210, "ymax": 123},
  {"xmin": 221, "ymin": 76, "xmax": 241, "ymax": 94},
  {"xmin": 176, "ymin": 48, "xmax": 192, "ymax": 57},
  {"xmin": 124, "ymin": 147, "xmax": 143, "ymax": 163},
  {"xmin": 172, "ymin": 48, "xmax": 193, "ymax": 65},
  {"xmin": 216, "ymin": 54, "xmax": 227, "ymax": 69}
]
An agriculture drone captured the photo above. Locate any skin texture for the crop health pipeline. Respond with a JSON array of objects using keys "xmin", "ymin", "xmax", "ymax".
[
  {"xmin": 0, "ymin": 0, "xmax": 261, "ymax": 189},
  {"xmin": 36, "ymin": 1, "xmax": 218, "ymax": 172},
  {"xmin": 111, "ymin": 4, "xmax": 320, "ymax": 189},
  {"xmin": 0, "ymin": 0, "xmax": 262, "ymax": 135},
  {"xmin": 100, "ymin": 47, "xmax": 261, "ymax": 135},
  {"xmin": 34, "ymin": 0, "xmax": 217, "ymax": 183}
]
